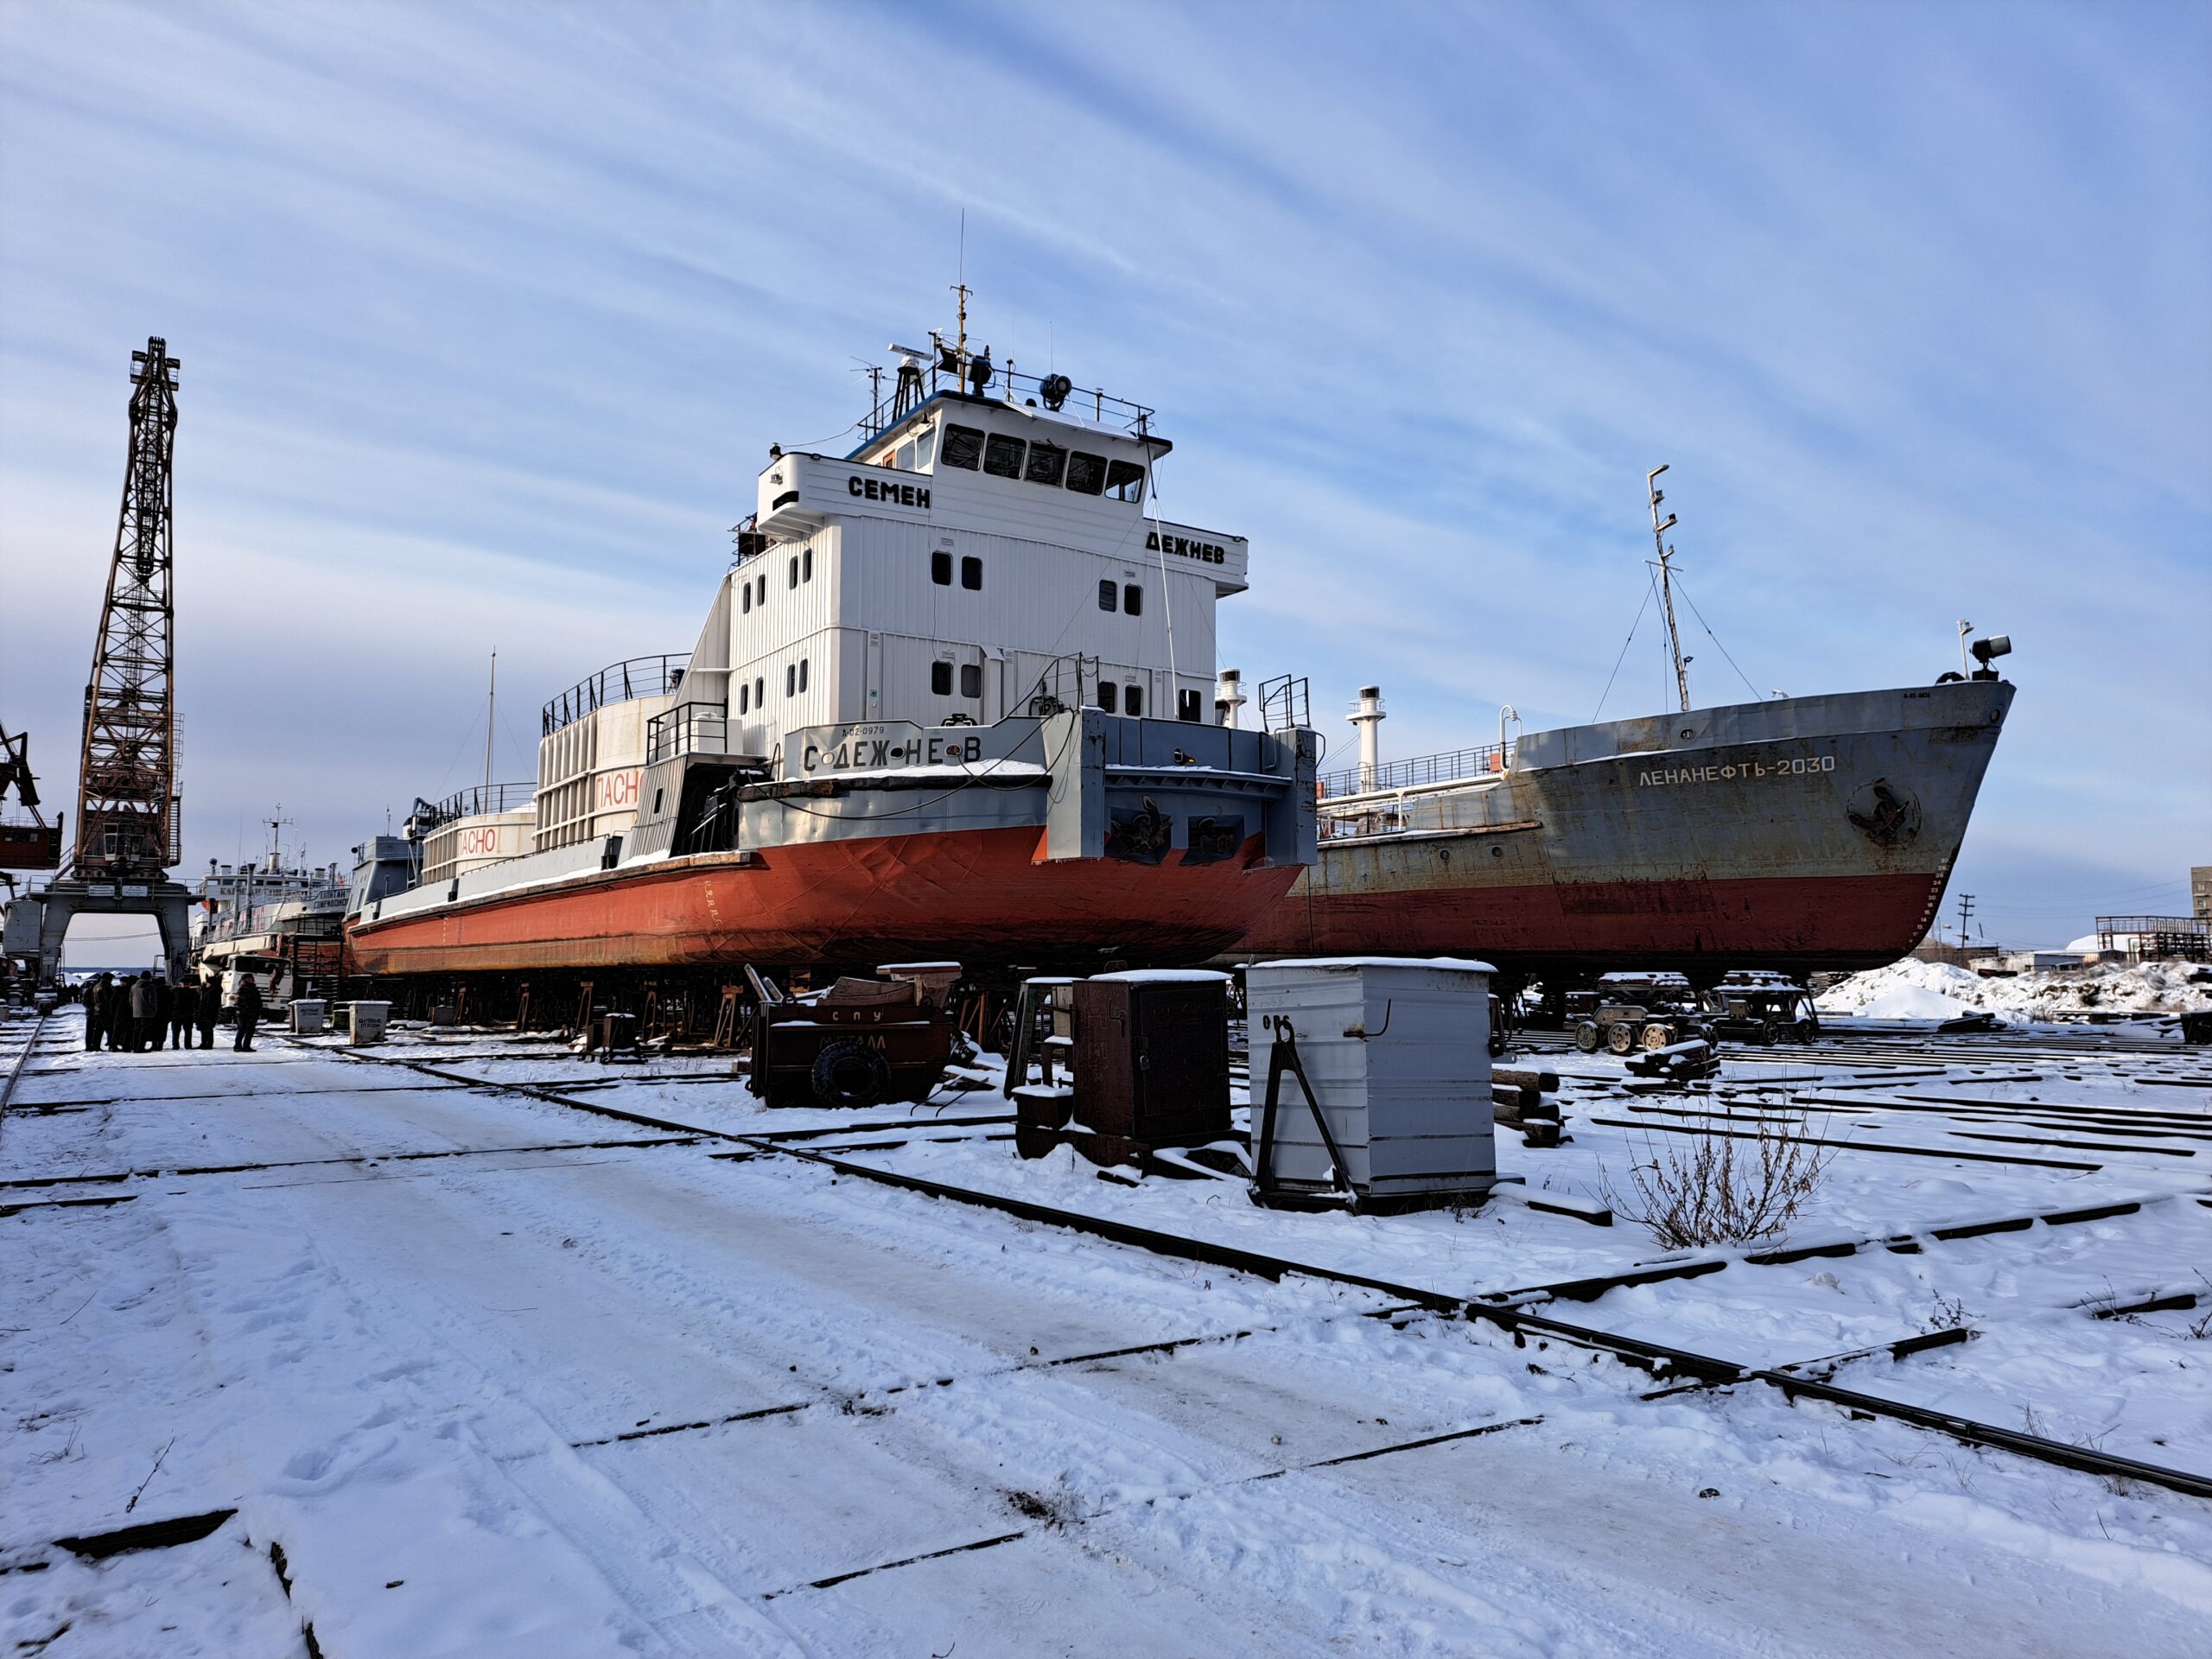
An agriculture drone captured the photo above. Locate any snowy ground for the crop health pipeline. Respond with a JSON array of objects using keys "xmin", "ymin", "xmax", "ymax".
[
  {"xmin": 3, "ymin": 1005, "xmax": 2209, "ymax": 1657},
  {"xmin": 1817, "ymin": 957, "xmax": 2212, "ymax": 1023}
]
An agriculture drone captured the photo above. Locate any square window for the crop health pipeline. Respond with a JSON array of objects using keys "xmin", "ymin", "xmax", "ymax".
[
  {"xmin": 1123, "ymin": 583, "xmax": 1143, "ymax": 616},
  {"xmin": 895, "ymin": 440, "xmax": 915, "ymax": 472},
  {"xmin": 960, "ymin": 555, "xmax": 982, "ymax": 591},
  {"xmin": 931, "ymin": 661, "xmax": 952, "ymax": 696},
  {"xmin": 1105, "ymin": 459, "xmax": 1146, "ymax": 502},
  {"xmin": 1179, "ymin": 688, "xmax": 1204, "ymax": 722},
  {"xmin": 1098, "ymin": 580, "xmax": 1116, "ymax": 613},
  {"xmin": 941, "ymin": 424, "xmax": 984, "ymax": 470},
  {"xmin": 915, "ymin": 428, "xmax": 936, "ymax": 468},
  {"xmin": 931, "ymin": 550, "xmax": 952, "ymax": 585},
  {"xmin": 960, "ymin": 662, "xmax": 982, "ymax": 699},
  {"xmin": 1098, "ymin": 681, "xmax": 1117, "ymax": 713},
  {"xmin": 1066, "ymin": 451, "xmax": 1107, "ymax": 495},
  {"xmin": 1125, "ymin": 684, "xmax": 1144, "ymax": 717},
  {"xmin": 982, "ymin": 433, "xmax": 1025, "ymax": 478},
  {"xmin": 1024, "ymin": 442, "xmax": 1067, "ymax": 486}
]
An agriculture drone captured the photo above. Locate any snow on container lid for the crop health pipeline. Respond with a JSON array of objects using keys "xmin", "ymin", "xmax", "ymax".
[{"xmin": 1247, "ymin": 956, "xmax": 1497, "ymax": 976}]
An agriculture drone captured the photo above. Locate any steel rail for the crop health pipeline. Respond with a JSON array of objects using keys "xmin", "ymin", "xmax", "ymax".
[{"xmin": 285, "ymin": 1033, "xmax": 2212, "ymax": 1503}]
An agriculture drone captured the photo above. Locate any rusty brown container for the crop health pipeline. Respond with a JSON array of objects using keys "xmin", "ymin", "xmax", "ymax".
[{"xmin": 1071, "ymin": 972, "xmax": 1231, "ymax": 1148}]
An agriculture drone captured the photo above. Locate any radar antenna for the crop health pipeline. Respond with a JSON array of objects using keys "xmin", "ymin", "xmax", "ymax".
[{"xmin": 1647, "ymin": 465, "xmax": 1693, "ymax": 715}]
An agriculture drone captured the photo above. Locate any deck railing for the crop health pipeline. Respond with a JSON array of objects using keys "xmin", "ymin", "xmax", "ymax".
[
  {"xmin": 1317, "ymin": 741, "xmax": 1514, "ymax": 801},
  {"xmin": 541, "ymin": 654, "xmax": 689, "ymax": 737}
]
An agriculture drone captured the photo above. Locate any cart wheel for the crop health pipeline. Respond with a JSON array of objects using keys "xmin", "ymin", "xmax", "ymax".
[
  {"xmin": 1640, "ymin": 1022, "xmax": 1674, "ymax": 1051},
  {"xmin": 1791, "ymin": 1020, "xmax": 1816, "ymax": 1045},
  {"xmin": 1605, "ymin": 1021, "xmax": 1638, "ymax": 1055},
  {"xmin": 811, "ymin": 1039, "xmax": 893, "ymax": 1109},
  {"xmin": 1573, "ymin": 1021, "xmax": 1602, "ymax": 1053}
]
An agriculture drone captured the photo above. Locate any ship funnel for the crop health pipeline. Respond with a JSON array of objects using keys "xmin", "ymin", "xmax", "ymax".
[
  {"xmin": 1349, "ymin": 685, "xmax": 1385, "ymax": 791},
  {"xmin": 1215, "ymin": 668, "xmax": 1247, "ymax": 728}
]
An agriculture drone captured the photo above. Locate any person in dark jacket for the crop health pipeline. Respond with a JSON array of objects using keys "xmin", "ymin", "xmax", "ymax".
[
  {"xmin": 197, "ymin": 974, "xmax": 219, "ymax": 1048},
  {"xmin": 153, "ymin": 976, "xmax": 175, "ymax": 1050},
  {"xmin": 128, "ymin": 973, "xmax": 160, "ymax": 1052},
  {"xmin": 84, "ymin": 973, "xmax": 111, "ymax": 1051},
  {"xmin": 233, "ymin": 973, "xmax": 263, "ymax": 1052},
  {"xmin": 105, "ymin": 976, "xmax": 135, "ymax": 1050},
  {"xmin": 169, "ymin": 980, "xmax": 198, "ymax": 1051}
]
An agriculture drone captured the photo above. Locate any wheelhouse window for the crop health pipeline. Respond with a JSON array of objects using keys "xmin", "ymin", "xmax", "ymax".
[
  {"xmin": 1178, "ymin": 688, "xmax": 1204, "ymax": 722},
  {"xmin": 798, "ymin": 658, "xmax": 809, "ymax": 693},
  {"xmin": 1065, "ymin": 451, "xmax": 1107, "ymax": 495},
  {"xmin": 931, "ymin": 550, "xmax": 952, "ymax": 585},
  {"xmin": 1097, "ymin": 580, "xmax": 1116, "ymax": 612},
  {"xmin": 757, "ymin": 575, "xmax": 767, "ymax": 605},
  {"xmin": 895, "ymin": 440, "xmax": 916, "ymax": 471},
  {"xmin": 739, "ymin": 683, "xmax": 750, "ymax": 714},
  {"xmin": 785, "ymin": 664, "xmax": 796, "ymax": 697},
  {"xmin": 1024, "ymin": 442, "xmax": 1067, "ymax": 487},
  {"xmin": 788, "ymin": 556, "xmax": 799, "ymax": 588},
  {"xmin": 1105, "ymin": 459, "xmax": 1146, "ymax": 502},
  {"xmin": 982, "ymin": 433, "xmax": 1026, "ymax": 479},
  {"xmin": 1097, "ymin": 682, "xmax": 1117, "ymax": 713},
  {"xmin": 1123, "ymin": 583, "xmax": 1143, "ymax": 616},
  {"xmin": 754, "ymin": 676, "xmax": 766, "ymax": 707},
  {"xmin": 959, "ymin": 663, "xmax": 982, "ymax": 699},
  {"xmin": 960, "ymin": 555, "xmax": 982, "ymax": 591},
  {"xmin": 931, "ymin": 661, "xmax": 952, "ymax": 695},
  {"xmin": 914, "ymin": 428, "xmax": 936, "ymax": 468},
  {"xmin": 941, "ymin": 424, "xmax": 985, "ymax": 470},
  {"xmin": 802, "ymin": 547, "xmax": 813, "ymax": 582},
  {"xmin": 1124, "ymin": 683, "xmax": 1144, "ymax": 716},
  {"xmin": 741, "ymin": 585, "xmax": 753, "ymax": 614}
]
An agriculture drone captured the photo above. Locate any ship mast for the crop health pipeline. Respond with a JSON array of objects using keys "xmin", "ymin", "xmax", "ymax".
[
  {"xmin": 483, "ymin": 649, "xmax": 497, "ymax": 797},
  {"xmin": 1647, "ymin": 465, "xmax": 1693, "ymax": 715}
]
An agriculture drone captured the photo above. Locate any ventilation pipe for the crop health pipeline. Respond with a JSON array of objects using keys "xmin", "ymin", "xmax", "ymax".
[
  {"xmin": 1349, "ymin": 685, "xmax": 1385, "ymax": 791},
  {"xmin": 1215, "ymin": 667, "xmax": 1247, "ymax": 728}
]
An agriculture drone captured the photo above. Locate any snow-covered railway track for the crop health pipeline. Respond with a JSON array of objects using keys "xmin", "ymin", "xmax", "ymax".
[{"xmin": 266, "ymin": 1029, "xmax": 2212, "ymax": 1506}]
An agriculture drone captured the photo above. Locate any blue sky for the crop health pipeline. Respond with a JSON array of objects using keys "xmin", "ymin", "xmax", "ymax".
[{"xmin": 3, "ymin": 0, "xmax": 2206, "ymax": 959}]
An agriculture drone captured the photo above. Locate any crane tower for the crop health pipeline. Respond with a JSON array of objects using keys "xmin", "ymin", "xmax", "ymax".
[{"xmin": 0, "ymin": 339, "xmax": 194, "ymax": 987}]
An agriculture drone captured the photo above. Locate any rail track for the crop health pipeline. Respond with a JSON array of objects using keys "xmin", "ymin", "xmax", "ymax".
[{"xmin": 18, "ymin": 1015, "xmax": 2209, "ymax": 1508}]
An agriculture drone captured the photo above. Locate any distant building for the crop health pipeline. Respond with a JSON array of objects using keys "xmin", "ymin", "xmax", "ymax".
[{"xmin": 2194, "ymin": 864, "xmax": 2211, "ymax": 920}]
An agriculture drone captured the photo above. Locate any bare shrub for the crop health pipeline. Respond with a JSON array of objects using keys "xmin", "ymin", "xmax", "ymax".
[{"xmin": 1601, "ymin": 1114, "xmax": 1837, "ymax": 1249}]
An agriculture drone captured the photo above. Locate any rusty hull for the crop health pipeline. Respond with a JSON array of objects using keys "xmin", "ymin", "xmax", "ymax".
[{"xmin": 1239, "ymin": 678, "xmax": 2013, "ymax": 981}]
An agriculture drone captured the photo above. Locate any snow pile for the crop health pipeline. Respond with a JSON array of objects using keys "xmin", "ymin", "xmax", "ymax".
[{"xmin": 1819, "ymin": 957, "xmax": 2212, "ymax": 1022}]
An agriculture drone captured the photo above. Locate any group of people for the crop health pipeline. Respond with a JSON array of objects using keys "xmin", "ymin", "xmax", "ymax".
[{"xmin": 79, "ymin": 969, "xmax": 264, "ymax": 1052}]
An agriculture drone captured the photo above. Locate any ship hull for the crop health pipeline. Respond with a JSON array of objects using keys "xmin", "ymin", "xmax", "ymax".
[
  {"xmin": 1238, "ymin": 679, "xmax": 2013, "ymax": 982},
  {"xmin": 347, "ymin": 825, "xmax": 1300, "ymax": 976}
]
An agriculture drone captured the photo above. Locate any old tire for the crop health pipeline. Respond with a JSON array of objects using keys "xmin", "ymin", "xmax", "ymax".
[
  {"xmin": 1605, "ymin": 1020, "xmax": 1637, "ymax": 1055},
  {"xmin": 811, "ymin": 1039, "xmax": 893, "ymax": 1109},
  {"xmin": 1640, "ymin": 1022, "xmax": 1674, "ymax": 1051},
  {"xmin": 1573, "ymin": 1020, "xmax": 1602, "ymax": 1053}
]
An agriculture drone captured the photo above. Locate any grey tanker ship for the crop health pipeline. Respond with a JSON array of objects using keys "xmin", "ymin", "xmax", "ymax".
[{"xmin": 1236, "ymin": 473, "xmax": 2015, "ymax": 991}]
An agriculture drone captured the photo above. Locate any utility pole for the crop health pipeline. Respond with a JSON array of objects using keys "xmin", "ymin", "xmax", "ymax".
[
  {"xmin": 1647, "ymin": 466, "xmax": 1693, "ymax": 715},
  {"xmin": 1955, "ymin": 892, "xmax": 1976, "ymax": 951}
]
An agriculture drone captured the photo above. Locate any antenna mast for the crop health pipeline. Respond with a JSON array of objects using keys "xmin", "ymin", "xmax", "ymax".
[
  {"xmin": 484, "ymin": 650, "xmax": 497, "ymax": 796},
  {"xmin": 1647, "ymin": 465, "xmax": 1693, "ymax": 715}
]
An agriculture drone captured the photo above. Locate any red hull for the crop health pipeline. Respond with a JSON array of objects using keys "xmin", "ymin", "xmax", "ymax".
[
  {"xmin": 1236, "ymin": 870, "xmax": 1949, "ymax": 979},
  {"xmin": 348, "ymin": 826, "xmax": 1300, "ymax": 975}
]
